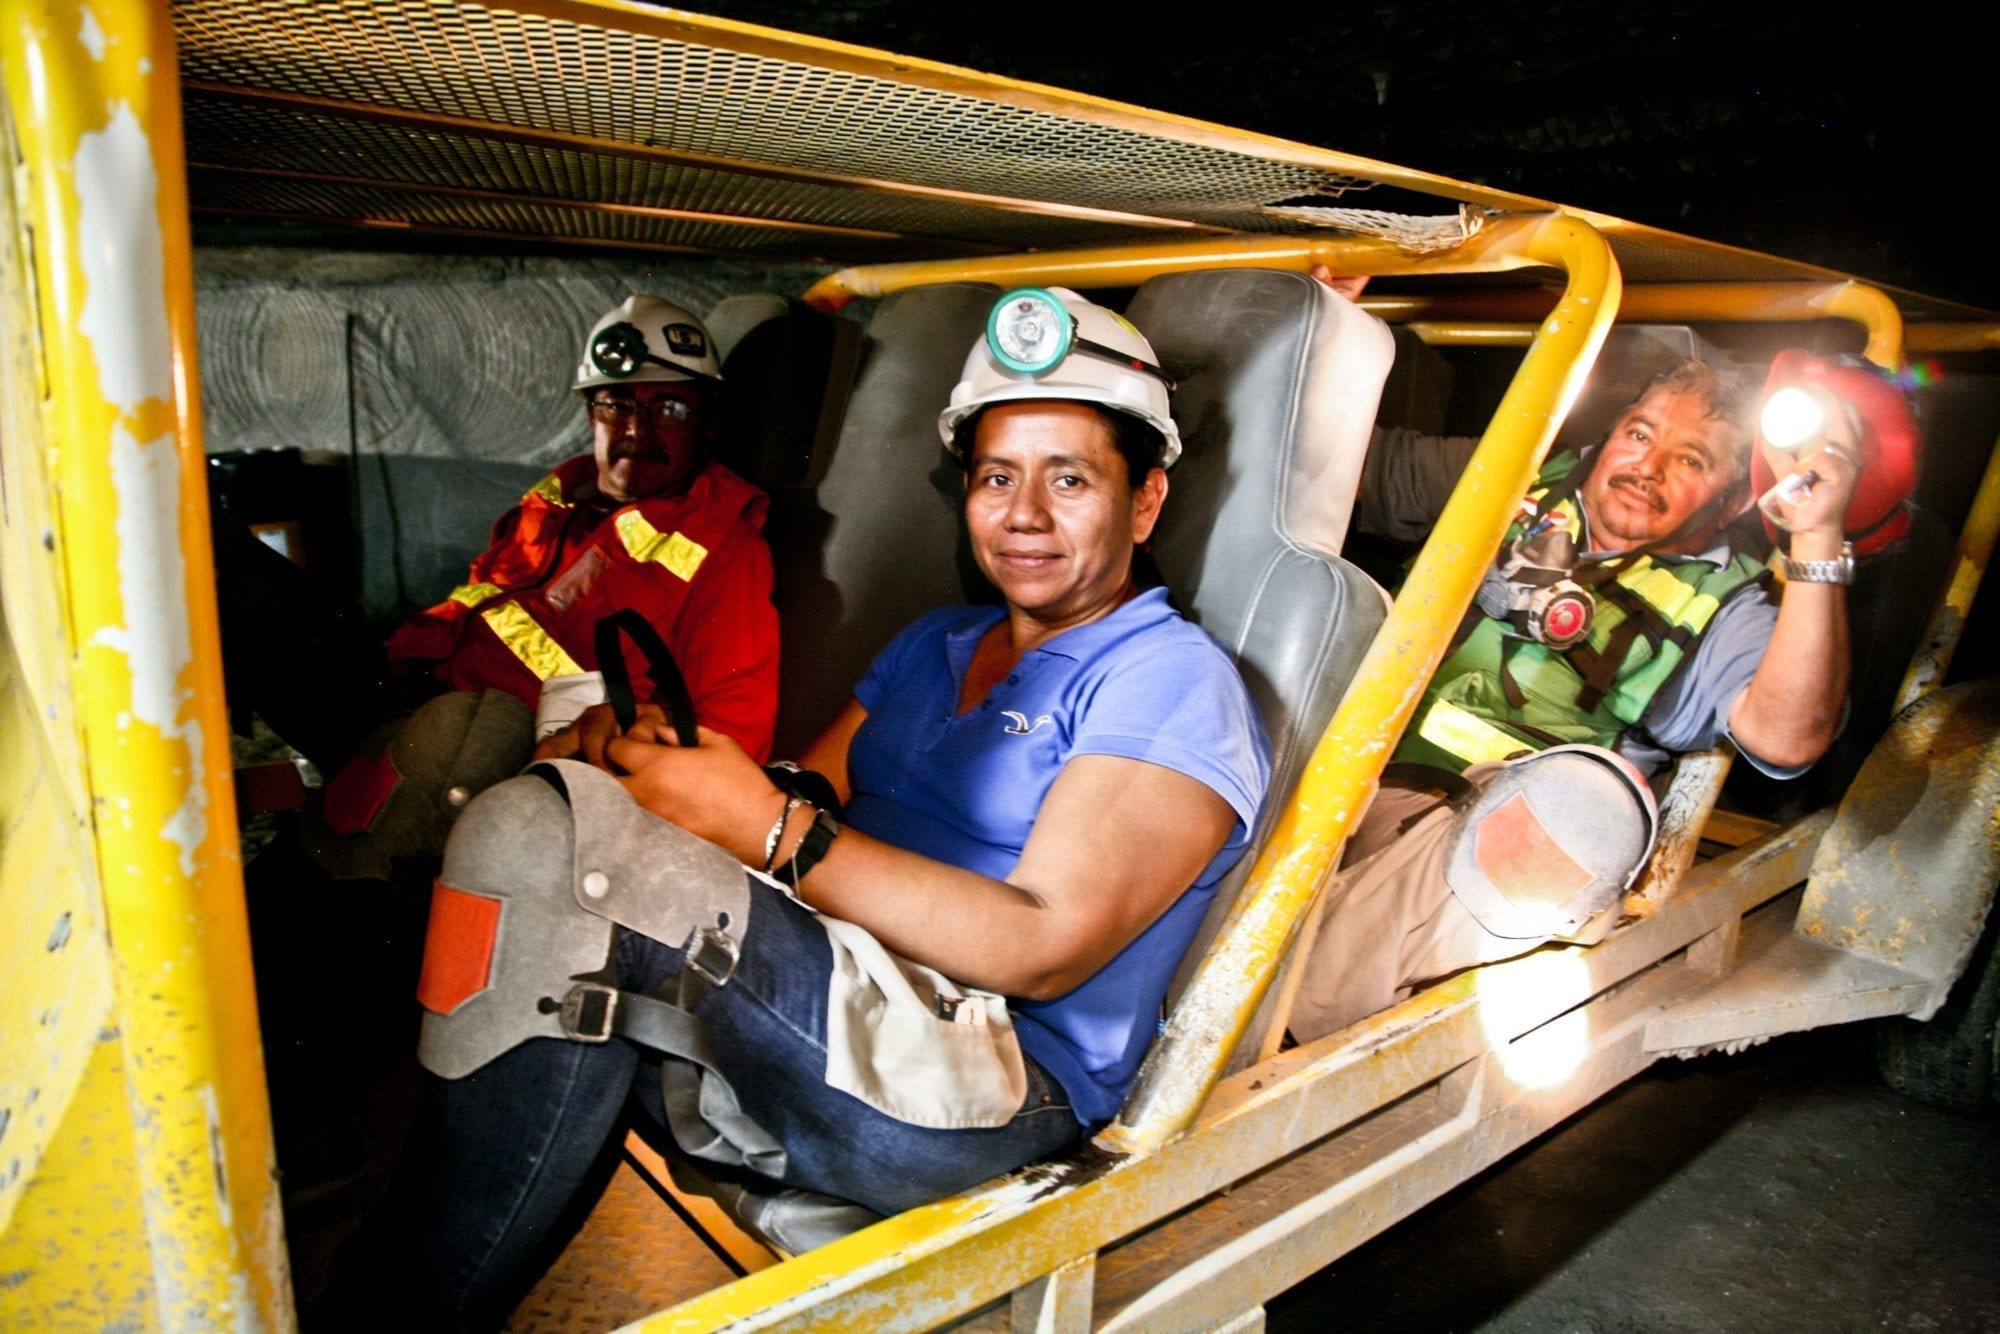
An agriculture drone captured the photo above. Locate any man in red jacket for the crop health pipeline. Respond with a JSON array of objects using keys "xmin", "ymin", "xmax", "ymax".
[
  {"xmin": 310, "ymin": 296, "xmax": 780, "ymax": 872},
  {"xmin": 382, "ymin": 295, "xmax": 779, "ymax": 760}
]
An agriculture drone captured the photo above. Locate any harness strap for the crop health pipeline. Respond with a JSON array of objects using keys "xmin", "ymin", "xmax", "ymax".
[
  {"xmin": 556, "ymin": 980, "xmax": 787, "ymax": 1178},
  {"xmin": 1497, "ymin": 636, "xmax": 1531, "ymax": 711}
]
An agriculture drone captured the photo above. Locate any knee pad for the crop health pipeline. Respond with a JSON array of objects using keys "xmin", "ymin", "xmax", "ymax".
[
  {"xmin": 303, "ymin": 688, "xmax": 534, "ymax": 880},
  {"xmin": 1443, "ymin": 744, "xmax": 1658, "ymax": 942},
  {"xmin": 416, "ymin": 758, "xmax": 749, "ymax": 1079}
]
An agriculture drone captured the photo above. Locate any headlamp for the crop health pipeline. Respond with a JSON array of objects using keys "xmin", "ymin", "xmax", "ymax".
[
  {"xmin": 988, "ymin": 289, "xmax": 1074, "ymax": 373},
  {"xmin": 1760, "ymin": 385, "xmax": 1824, "ymax": 452},
  {"xmin": 985, "ymin": 288, "xmax": 1176, "ymax": 388},
  {"xmin": 589, "ymin": 322, "xmax": 650, "ymax": 379}
]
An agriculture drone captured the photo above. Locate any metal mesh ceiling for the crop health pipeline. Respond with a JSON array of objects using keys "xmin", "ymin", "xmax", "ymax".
[
  {"xmin": 180, "ymin": 96, "xmax": 1172, "ymax": 252},
  {"xmin": 167, "ymin": 0, "xmax": 1970, "ymax": 310},
  {"xmin": 173, "ymin": 0, "xmax": 1375, "ymax": 257}
]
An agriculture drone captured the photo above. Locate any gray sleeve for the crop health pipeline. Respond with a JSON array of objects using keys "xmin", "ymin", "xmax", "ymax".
[
  {"xmin": 1633, "ymin": 584, "xmax": 1814, "ymax": 780},
  {"xmin": 1355, "ymin": 426, "xmax": 1482, "ymax": 543}
]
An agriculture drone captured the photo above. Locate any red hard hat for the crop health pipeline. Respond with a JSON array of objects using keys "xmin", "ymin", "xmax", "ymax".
[{"xmin": 1752, "ymin": 350, "xmax": 1922, "ymax": 557}]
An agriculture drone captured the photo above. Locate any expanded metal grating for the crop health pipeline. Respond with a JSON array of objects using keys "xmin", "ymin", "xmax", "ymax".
[
  {"xmin": 187, "ymin": 169, "xmax": 974, "ymax": 260},
  {"xmin": 180, "ymin": 96, "xmax": 1174, "ymax": 252},
  {"xmin": 167, "ymin": 0, "xmax": 1911, "ymax": 296},
  {"xmin": 172, "ymin": 0, "xmax": 1376, "ymax": 255}
]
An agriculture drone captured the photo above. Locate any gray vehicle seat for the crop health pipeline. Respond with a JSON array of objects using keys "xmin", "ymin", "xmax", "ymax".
[
  {"xmin": 755, "ymin": 282, "xmax": 1001, "ymax": 756},
  {"xmin": 666, "ymin": 271, "xmax": 1394, "ymax": 1253}
]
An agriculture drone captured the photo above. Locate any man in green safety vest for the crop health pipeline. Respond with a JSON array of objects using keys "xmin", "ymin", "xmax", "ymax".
[{"xmin": 1290, "ymin": 302, "xmax": 1872, "ymax": 1040}]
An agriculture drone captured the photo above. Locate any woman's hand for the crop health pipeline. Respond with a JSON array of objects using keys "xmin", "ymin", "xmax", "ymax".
[
  {"xmin": 607, "ymin": 724, "xmax": 784, "ymax": 861},
  {"xmin": 532, "ymin": 701, "xmax": 667, "ymax": 767}
]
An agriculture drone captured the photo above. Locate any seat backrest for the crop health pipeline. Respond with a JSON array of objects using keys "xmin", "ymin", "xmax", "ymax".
[
  {"xmin": 1123, "ymin": 269, "xmax": 1394, "ymax": 1011},
  {"xmin": 706, "ymin": 293, "xmax": 862, "ymax": 492},
  {"xmin": 754, "ymin": 283, "xmax": 999, "ymax": 756}
]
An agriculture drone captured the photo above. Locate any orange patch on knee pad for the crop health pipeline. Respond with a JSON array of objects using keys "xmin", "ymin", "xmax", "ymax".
[
  {"xmin": 416, "ymin": 880, "xmax": 502, "ymax": 1015},
  {"xmin": 1472, "ymin": 792, "xmax": 1594, "ymax": 902}
]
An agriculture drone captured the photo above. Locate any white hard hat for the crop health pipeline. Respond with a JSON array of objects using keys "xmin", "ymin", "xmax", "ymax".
[
  {"xmin": 574, "ymin": 295, "xmax": 722, "ymax": 392},
  {"xmin": 938, "ymin": 287, "xmax": 1182, "ymax": 468}
]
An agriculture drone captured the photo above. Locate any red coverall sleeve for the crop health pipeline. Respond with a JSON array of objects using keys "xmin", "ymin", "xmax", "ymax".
[
  {"xmin": 666, "ymin": 518, "xmax": 781, "ymax": 762},
  {"xmin": 382, "ymin": 507, "xmax": 523, "ymax": 669}
]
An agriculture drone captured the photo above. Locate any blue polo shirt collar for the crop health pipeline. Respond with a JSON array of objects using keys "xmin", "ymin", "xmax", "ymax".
[{"xmin": 942, "ymin": 586, "xmax": 1178, "ymax": 677}]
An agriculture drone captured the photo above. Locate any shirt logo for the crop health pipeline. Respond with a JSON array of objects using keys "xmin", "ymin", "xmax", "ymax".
[{"xmin": 1001, "ymin": 711, "xmax": 1053, "ymax": 736}]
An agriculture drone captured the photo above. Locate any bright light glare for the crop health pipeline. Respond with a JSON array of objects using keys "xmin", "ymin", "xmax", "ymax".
[
  {"xmin": 1760, "ymin": 386, "xmax": 1825, "ymax": 451},
  {"xmin": 1475, "ymin": 951, "xmax": 1594, "ymax": 1089}
]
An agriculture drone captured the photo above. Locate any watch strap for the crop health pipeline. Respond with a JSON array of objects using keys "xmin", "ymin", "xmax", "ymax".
[{"xmin": 773, "ymin": 808, "xmax": 841, "ymax": 887}]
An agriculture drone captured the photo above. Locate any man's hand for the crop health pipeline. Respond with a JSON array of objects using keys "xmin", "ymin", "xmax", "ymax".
[
  {"xmin": 1309, "ymin": 265, "xmax": 1370, "ymax": 302},
  {"xmin": 532, "ymin": 701, "xmax": 668, "ymax": 768},
  {"xmin": 1731, "ymin": 387, "xmax": 1862, "ymax": 769},
  {"xmin": 1761, "ymin": 384, "xmax": 1863, "ymax": 558},
  {"xmin": 606, "ymin": 724, "xmax": 784, "ymax": 860}
]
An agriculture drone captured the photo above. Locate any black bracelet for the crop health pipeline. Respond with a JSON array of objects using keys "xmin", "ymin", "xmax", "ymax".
[
  {"xmin": 762, "ymin": 761, "xmax": 843, "ymax": 818},
  {"xmin": 773, "ymin": 807, "xmax": 841, "ymax": 888}
]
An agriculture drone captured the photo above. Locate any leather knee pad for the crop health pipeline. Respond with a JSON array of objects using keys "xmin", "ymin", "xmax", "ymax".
[
  {"xmin": 416, "ymin": 759, "xmax": 748, "ymax": 1079},
  {"xmin": 1443, "ymin": 744, "xmax": 1658, "ymax": 942}
]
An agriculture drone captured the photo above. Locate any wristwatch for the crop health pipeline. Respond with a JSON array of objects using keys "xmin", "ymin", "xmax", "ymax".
[{"xmin": 1781, "ymin": 540, "xmax": 1855, "ymax": 585}]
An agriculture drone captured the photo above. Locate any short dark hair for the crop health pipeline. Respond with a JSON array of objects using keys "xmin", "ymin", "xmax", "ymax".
[
  {"xmin": 1633, "ymin": 359, "xmax": 1756, "ymax": 474},
  {"xmin": 953, "ymin": 402, "xmax": 1167, "ymax": 490}
]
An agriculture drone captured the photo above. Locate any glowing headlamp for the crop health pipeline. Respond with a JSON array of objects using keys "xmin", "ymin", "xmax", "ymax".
[
  {"xmin": 985, "ymin": 288, "xmax": 1175, "ymax": 388},
  {"xmin": 1760, "ymin": 385, "xmax": 1825, "ymax": 452},
  {"xmin": 589, "ymin": 321, "xmax": 653, "ymax": 379}
]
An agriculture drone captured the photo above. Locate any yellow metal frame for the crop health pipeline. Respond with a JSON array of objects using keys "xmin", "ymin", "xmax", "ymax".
[
  {"xmin": 0, "ymin": 2, "xmax": 286, "ymax": 1327},
  {"xmin": 1, "ymin": 1, "xmax": 1991, "ymax": 1325},
  {"xmin": 1898, "ymin": 425, "xmax": 2000, "ymax": 711},
  {"xmin": 1363, "ymin": 281, "xmax": 1906, "ymax": 370},
  {"xmin": 802, "ymin": 221, "xmax": 1601, "ymax": 311}
]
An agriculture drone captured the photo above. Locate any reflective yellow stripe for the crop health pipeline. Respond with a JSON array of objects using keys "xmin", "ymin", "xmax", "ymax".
[
  {"xmin": 526, "ymin": 472, "xmax": 568, "ymax": 506},
  {"xmin": 480, "ymin": 603, "xmax": 583, "ymax": 680},
  {"xmin": 1617, "ymin": 564, "xmax": 1721, "ymax": 630},
  {"xmin": 448, "ymin": 582, "xmax": 503, "ymax": 608},
  {"xmin": 1417, "ymin": 698, "xmax": 1531, "ymax": 766},
  {"xmin": 615, "ymin": 510, "xmax": 708, "ymax": 581}
]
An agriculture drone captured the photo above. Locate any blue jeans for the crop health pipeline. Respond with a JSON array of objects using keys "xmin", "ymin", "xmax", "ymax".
[{"xmin": 406, "ymin": 875, "xmax": 1084, "ymax": 1325}]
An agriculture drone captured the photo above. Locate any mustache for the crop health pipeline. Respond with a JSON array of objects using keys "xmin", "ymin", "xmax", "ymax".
[{"xmin": 1606, "ymin": 473, "xmax": 1668, "ymax": 515}]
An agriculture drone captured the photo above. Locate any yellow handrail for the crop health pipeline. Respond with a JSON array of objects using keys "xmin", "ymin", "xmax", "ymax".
[
  {"xmin": 1363, "ymin": 281, "xmax": 1905, "ymax": 370},
  {"xmin": 1104, "ymin": 213, "xmax": 1623, "ymax": 1153},
  {"xmin": 1907, "ymin": 323, "xmax": 2000, "ymax": 354},
  {"xmin": 1896, "ymin": 431, "xmax": 2000, "ymax": 711},
  {"xmin": 802, "ymin": 220, "xmax": 1587, "ymax": 312},
  {"xmin": 0, "ymin": 2, "xmax": 286, "ymax": 1326}
]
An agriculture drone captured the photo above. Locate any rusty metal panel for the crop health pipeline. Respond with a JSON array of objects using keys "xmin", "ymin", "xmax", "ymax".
[
  {"xmin": 1642, "ymin": 933, "xmax": 1930, "ymax": 1054},
  {"xmin": 1798, "ymin": 678, "xmax": 2000, "ymax": 1019}
]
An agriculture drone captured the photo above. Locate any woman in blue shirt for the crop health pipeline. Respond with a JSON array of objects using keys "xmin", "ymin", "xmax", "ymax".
[{"xmin": 397, "ymin": 290, "xmax": 1270, "ymax": 1326}]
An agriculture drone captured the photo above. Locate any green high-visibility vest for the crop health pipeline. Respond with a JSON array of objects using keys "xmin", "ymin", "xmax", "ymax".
[{"xmin": 1398, "ymin": 458, "xmax": 1768, "ymax": 772}]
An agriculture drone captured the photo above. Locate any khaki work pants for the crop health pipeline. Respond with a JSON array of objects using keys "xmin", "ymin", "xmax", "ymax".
[{"xmin": 1288, "ymin": 764, "xmax": 1548, "ymax": 1043}]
